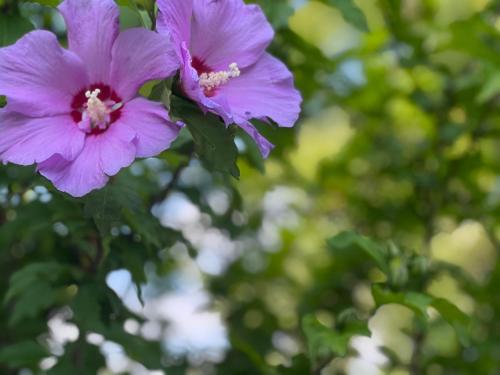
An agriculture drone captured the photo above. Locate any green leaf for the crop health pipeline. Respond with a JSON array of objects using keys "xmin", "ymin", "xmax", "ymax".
[
  {"xmin": 477, "ymin": 72, "xmax": 500, "ymax": 103},
  {"xmin": 30, "ymin": 0, "xmax": 60, "ymax": 6},
  {"xmin": 0, "ymin": 341, "xmax": 49, "ymax": 369},
  {"xmin": 70, "ymin": 284, "xmax": 107, "ymax": 332},
  {"xmin": 0, "ymin": 96, "xmax": 6, "ymax": 108},
  {"xmin": 148, "ymin": 79, "xmax": 173, "ymax": 109},
  {"xmin": 5, "ymin": 262, "xmax": 71, "ymax": 302},
  {"xmin": 249, "ymin": 0, "xmax": 294, "ymax": 29},
  {"xmin": 84, "ymin": 185, "xmax": 130, "ymax": 236},
  {"xmin": 115, "ymin": 0, "xmax": 153, "ymax": 29},
  {"xmin": 48, "ymin": 342, "xmax": 105, "ymax": 375},
  {"xmin": 84, "ymin": 178, "xmax": 180, "ymax": 250},
  {"xmin": 276, "ymin": 354, "xmax": 310, "ymax": 374},
  {"xmin": 123, "ymin": 208, "xmax": 167, "ymax": 249},
  {"xmin": 431, "ymin": 298, "xmax": 470, "ymax": 346},
  {"xmin": 447, "ymin": 16, "xmax": 500, "ymax": 64},
  {"xmin": 105, "ymin": 324, "xmax": 164, "ymax": 369},
  {"xmin": 302, "ymin": 314, "xmax": 369, "ymax": 364},
  {"xmin": 372, "ymin": 285, "xmax": 432, "ymax": 317},
  {"xmin": 110, "ymin": 241, "xmax": 148, "ymax": 305},
  {"xmin": 66, "ymin": 283, "xmax": 161, "ymax": 370},
  {"xmin": 70, "ymin": 283, "xmax": 144, "ymax": 332},
  {"xmin": 372, "ymin": 285, "xmax": 470, "ymax": 343},
  {"xmin": 171, "ymin": 96, "xmax": 240, "ymax": 178},
  {"xmin": 237, "ymin": 128, "xmax": 265, "ymax": 173},
  {"xmin": 10, "ymin": 282, "xmax": 58, "ymax": 325},
  {"xmin": 231, "ymin": 333, "xmax": 274, "ymax": 375},
  {"xmin": 327, "ymin": 231, "xmax": 389, "ymax": 275},
  {"xmin": 322, "ymin": 0, "xmax": 369, "ymax": 32},
  {"xmin": 5, "ymin": 262, "xmax": 74, "ymax": 325},
  {"xmin": 0, "ymin": 12, "xmax": 34, "ymax": 47}
]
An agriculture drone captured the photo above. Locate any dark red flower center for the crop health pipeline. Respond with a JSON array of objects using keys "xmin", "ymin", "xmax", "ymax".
[
  {"xmin": 71, "ymin": 83, "xmax": 123, "ymax": 135},
  {"xmin": 192, "ymin": 57, "xmax": 212, "ymax": 75},
  {"xmin": 191, "ymin": 57, "xmax": 217, "ymax": 97}
]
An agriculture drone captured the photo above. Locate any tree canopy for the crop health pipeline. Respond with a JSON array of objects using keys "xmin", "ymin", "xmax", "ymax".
[{"xmin": 1, "ymin": 0, "xmax": 500, "ymax": 374}]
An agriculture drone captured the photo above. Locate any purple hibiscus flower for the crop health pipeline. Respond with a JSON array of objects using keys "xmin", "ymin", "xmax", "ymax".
[
  {"xmin": 0, "ymin": 0, "xmax": 180, "ymax": 197},
  {"xmin": 156, "ymin": 0, "xmax": 302, "ymax": 158}
]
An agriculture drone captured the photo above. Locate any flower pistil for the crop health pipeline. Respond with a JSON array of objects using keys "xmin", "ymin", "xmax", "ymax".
[
  {"xmin": 80, "ymin": 88, "xmax": 123, "ymax": 132},
  {"xmin": 199, "ymin": 62, "xmax": 240, "ymax": 94}
]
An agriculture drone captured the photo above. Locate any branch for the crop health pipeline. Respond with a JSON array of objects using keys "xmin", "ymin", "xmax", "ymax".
[
  {"xmin": 89, "ymin": 221, "xmax": 105, "ymax": 274},
  {"xmin": 409, "ymin": 330, "xmax": 425, "ymax": 375},
  {"xmin": 71, "ymin": 333, "xmax": 86, "ymax": 373}
]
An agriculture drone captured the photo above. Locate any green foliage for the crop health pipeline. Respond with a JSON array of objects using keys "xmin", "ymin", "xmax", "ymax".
[
  {"xmin": 0, "ymin": 341, "xmax": 49, "ymax": 369},
  {"xmin": 0, "ymin": 12, "xmax": 33, "ymax": 47},
  {"xmin": 302, "ymin": 312, "xmax": 369, "ymax": 363},
  {"xmin": 171, "ymin": 95, "xmax": 240, "ymax": 179},
  {"xmin": 247, "ymin": 0, "xmax": 294, "ymax": 29},
  {"xmin": 372, "ymin": 286, "xmax": 470, "ymax": 343},
  {"xmin": 47, "ymin": 342, "xmax": 105, "ymax": 375},
  {"xmin": 2, "ymin": 0, "xmax": 500, "ymax": 374},
  {"xmin": 327, "ymin": 231, "xmax": 390, "ymax": 274},
  {"xmin": 29, "ymin": 0, "xmax": 59, "ymax": 6},
  {"xmin": 5, "ymin": 262, "xmax": 73, "ymax": 325},
  {"xmin": 320, "ymin": 0, "xmax": 369, "ymax": 32}
]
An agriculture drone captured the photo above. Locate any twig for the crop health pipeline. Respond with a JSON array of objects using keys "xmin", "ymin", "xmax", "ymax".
[
  {"xmin": 89, "ymin": 221, "xmax": 105, "ymax": 274},
  {"xmin": 409, "ymin": 329, "xmax": 425, "ymax": 375},
  {"xmin": 72, "ymin": 332, "xmax": 86, "ymax": 373},
  {"xmin": 0, "ymin": 208, "xmax": 5, "ymax": 226}
]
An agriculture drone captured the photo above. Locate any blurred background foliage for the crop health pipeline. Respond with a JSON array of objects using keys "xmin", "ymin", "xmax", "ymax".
[{"xmin": 1, "ymin": 0, "xmax": 500, "ymax": 374}]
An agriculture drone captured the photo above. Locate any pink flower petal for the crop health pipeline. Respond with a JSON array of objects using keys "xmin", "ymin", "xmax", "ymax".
[
  {"xmin": 97, "ymin": 122, "xmax": 137, "ymax": 176},
  {"xmin": 119, "ymin": 97, "xmax": 181, "ymax": 158},
  {"xmin": 156, "ymin": 0, "xmax": 193, "ymax": 57},
  {"xmin": 58, "ymin": 0, "xmax": 119, "ymax": 84},
  {"xmin": 179, "ymin": 44, "xmax": 233, "ymax": 124},
  {"xmin": 110, "ymin": 28, "xmax": 179, "ymax": 101},
  {"xmin": 190, "ymin": 0, "xmax": 274, "ymax": 70},
  {"xmin": 222, "ymin": 53, "xmax": 302, "ymax": 127},
  {"xmin": 238, "ymin": 121, "xmax": 274, "ymax": 158},
  {"xmin": 38, "ymin": 138, "xmax": 108, "ymax": 198},
  {"xmin": 39, "ymin": 124, "xmax": 137, "ymax": 198},
  {"xmin": 0, "ymin": 31, "xmax": 88, "ymax": 117},
  {"xmin": 0, "ymin": 110, "xmax": 85, "ymax": 165}
]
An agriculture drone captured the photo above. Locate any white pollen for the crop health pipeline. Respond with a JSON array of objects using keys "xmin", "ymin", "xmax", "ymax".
[
  {"xmin": 84, "ymin": 89, "xmax": 109, "ymax": 127},
  {"xmin": 79, "ymin": 88, "xmax": 122, "ymax": 133},
  {"xmin": 85, "ymin": 88, "xmax": 101, "ymax": 100},
  {"xmin": 199, "ymin": 62, "xmax": 241, "ymax": 92}
]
